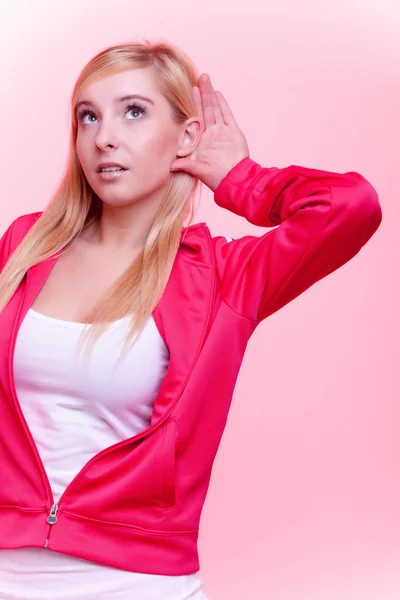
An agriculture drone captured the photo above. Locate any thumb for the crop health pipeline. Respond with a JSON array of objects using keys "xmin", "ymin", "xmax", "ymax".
[{"xmin": 170, "ymin": 158, "xmax": 204, "ymax": 177}]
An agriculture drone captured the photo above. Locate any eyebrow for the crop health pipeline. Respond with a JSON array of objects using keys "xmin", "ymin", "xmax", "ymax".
[{"xmin": 75, "ymin": 94, "xmax": 155, "ymax": 113}]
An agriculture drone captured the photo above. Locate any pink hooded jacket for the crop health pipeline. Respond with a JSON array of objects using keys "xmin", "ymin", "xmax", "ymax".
[{"xmin": 0, "ymin": 157, "xmax": 382, "ymax": 574}]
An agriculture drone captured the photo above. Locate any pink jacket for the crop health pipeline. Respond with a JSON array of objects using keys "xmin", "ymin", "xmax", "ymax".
[{"xmin": 0, "ymin": 157, "xmax": 382, "ymax": 574}]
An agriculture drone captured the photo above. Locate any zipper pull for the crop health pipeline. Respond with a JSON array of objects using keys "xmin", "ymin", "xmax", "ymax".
[{"xmin": 47, "ymin": 503, "xmax": 58, "ymax": 525}]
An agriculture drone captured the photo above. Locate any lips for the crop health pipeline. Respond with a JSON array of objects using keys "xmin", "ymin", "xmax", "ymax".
[
  {"xmin": 96, "ymin": 162, "xmax": 128, "ymax": 172},
  {"xmin": 96, "ymin": 168, "xmax": 128, "ymax": 182}
]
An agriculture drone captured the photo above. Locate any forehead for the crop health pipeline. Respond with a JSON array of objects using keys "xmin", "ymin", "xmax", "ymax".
[{"xmin": 77, "ymin": 67, "xmax": 162, "ymax": 105}]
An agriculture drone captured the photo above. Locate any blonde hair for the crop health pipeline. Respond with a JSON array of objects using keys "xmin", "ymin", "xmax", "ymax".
[{"xmin": 0, "ymin": 39, "xmax": 202, "ymax": 359}]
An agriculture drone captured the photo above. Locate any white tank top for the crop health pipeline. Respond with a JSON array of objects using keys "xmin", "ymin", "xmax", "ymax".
[{"xmin": 0, "ymin": 308, "xmax": 206, "ymax": 600}]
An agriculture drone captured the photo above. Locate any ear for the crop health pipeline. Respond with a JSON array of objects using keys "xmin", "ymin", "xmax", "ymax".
[{"xmin": 175, "ymin": 117, "xmax": 202, "ymax": 159}]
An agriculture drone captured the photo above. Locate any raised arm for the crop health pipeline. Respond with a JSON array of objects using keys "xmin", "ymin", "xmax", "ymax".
[{"xmin": 212, "ymin": 157, "xmax": 382, "ymax": 322}]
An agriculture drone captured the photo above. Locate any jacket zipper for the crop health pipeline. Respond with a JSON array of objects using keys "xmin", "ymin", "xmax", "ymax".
[
  {"xmin": 10, "ymin": 229, "xmax": 216, "ymax": 548},
  {"xmin": 44, "ymin": 504, "xmax": 58, "ymax": 548}
]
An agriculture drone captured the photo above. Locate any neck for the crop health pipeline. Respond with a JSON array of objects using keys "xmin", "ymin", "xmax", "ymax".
[{"xmin": 84, "ymin": 193, "xmax": 164, "ymax": 251}]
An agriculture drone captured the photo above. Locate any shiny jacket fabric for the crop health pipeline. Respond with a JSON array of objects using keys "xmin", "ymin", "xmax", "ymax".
[{"xmin": 0, "ymin": 157, "xmax": 382, "ymax": 574}]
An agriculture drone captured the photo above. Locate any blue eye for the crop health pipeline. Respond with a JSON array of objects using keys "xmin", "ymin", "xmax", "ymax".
[
  {"xmin": 77, "ymin": 103, "xmax": 147, "ymax": 124},
  {"xmin": 125, "ymin": 103, "xmax": 147, "ymax": 120}
]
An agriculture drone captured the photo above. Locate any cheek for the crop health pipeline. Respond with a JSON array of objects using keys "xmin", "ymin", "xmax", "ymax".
[
  {"xmin": 146, "ymin": 129, "xmax": 179, "ymax": 166},
  {"xmin": 132, "ymin": 137, "xmax": 175, "ymax": 182},
  {"xmin": 75, "ymin": 136, "xmax": 95, "ymax": 182}
]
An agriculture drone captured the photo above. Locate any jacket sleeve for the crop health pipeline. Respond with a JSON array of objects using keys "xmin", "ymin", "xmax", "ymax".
[{"xmin": 212, "ymin": 157, "xmax": 382, "ymax": 323}]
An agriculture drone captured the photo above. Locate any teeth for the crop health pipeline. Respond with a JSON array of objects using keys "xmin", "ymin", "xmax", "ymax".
[{"xmin": 100, "ymin": 166, "xmax": 123, "ymax": 172}]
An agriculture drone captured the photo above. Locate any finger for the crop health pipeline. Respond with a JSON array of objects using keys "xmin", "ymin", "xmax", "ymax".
[
  {"xmin": 214, "ymin": 91, "xmax": 238, "ymax": 128},
  {"xmin": 192, "ymin": 86, "xmax": 204, "ymax": 134},
  {"xmin": 211, "ymin": 86, "xmax": 224, "ymax": 125},
  {"xmin": 198, "ymin": 73, "xmax": 215, "ymax": 129}
]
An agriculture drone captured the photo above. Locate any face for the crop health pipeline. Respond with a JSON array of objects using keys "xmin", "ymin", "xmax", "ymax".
[{"xmin": 75, "ymin": 67, "xmax": 197, "ymax": 208}]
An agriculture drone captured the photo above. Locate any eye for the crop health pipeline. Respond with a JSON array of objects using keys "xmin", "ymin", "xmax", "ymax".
[
  {"xmin": 126, "ymin": 103, "xmax": 147, "ymax": 120},
  {"xmin": 77, "ymin": 103, "xmax": 147, "ymax": 125},
  {"xmin": 77, "ymin": 109, "xmax": 97, "ymax": 124}
]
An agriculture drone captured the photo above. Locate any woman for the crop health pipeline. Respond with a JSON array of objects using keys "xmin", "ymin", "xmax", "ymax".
[{"xmin": 0, "ymin": 39, "xmax": 382, "ymax": 599}]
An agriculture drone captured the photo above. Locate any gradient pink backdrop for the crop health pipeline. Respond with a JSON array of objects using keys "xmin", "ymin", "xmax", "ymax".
[{"xmin": 1, "ymin": 1, "xmax": 398, "ymax": 598}]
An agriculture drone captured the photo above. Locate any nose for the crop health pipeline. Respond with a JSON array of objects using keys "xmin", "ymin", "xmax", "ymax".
[{"xmin": 95, "ymin": 118, "xmax": 121, "ymax": 151}]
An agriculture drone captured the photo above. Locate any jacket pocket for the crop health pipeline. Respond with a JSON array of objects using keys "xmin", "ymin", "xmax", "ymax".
[{"xmin": 159, "ymin": 418, "xmax": 179, "ymax": 510}]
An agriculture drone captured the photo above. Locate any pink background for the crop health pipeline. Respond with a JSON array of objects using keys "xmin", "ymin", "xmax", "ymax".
[{"xmin": 1, "ymin": 1, "xmax": 398, "ymax": 598}]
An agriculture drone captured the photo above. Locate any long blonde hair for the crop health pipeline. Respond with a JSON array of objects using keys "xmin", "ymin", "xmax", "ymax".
[{"xmin": 0, "ymin": 39, "xmax": 202, "ymax": 358}]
